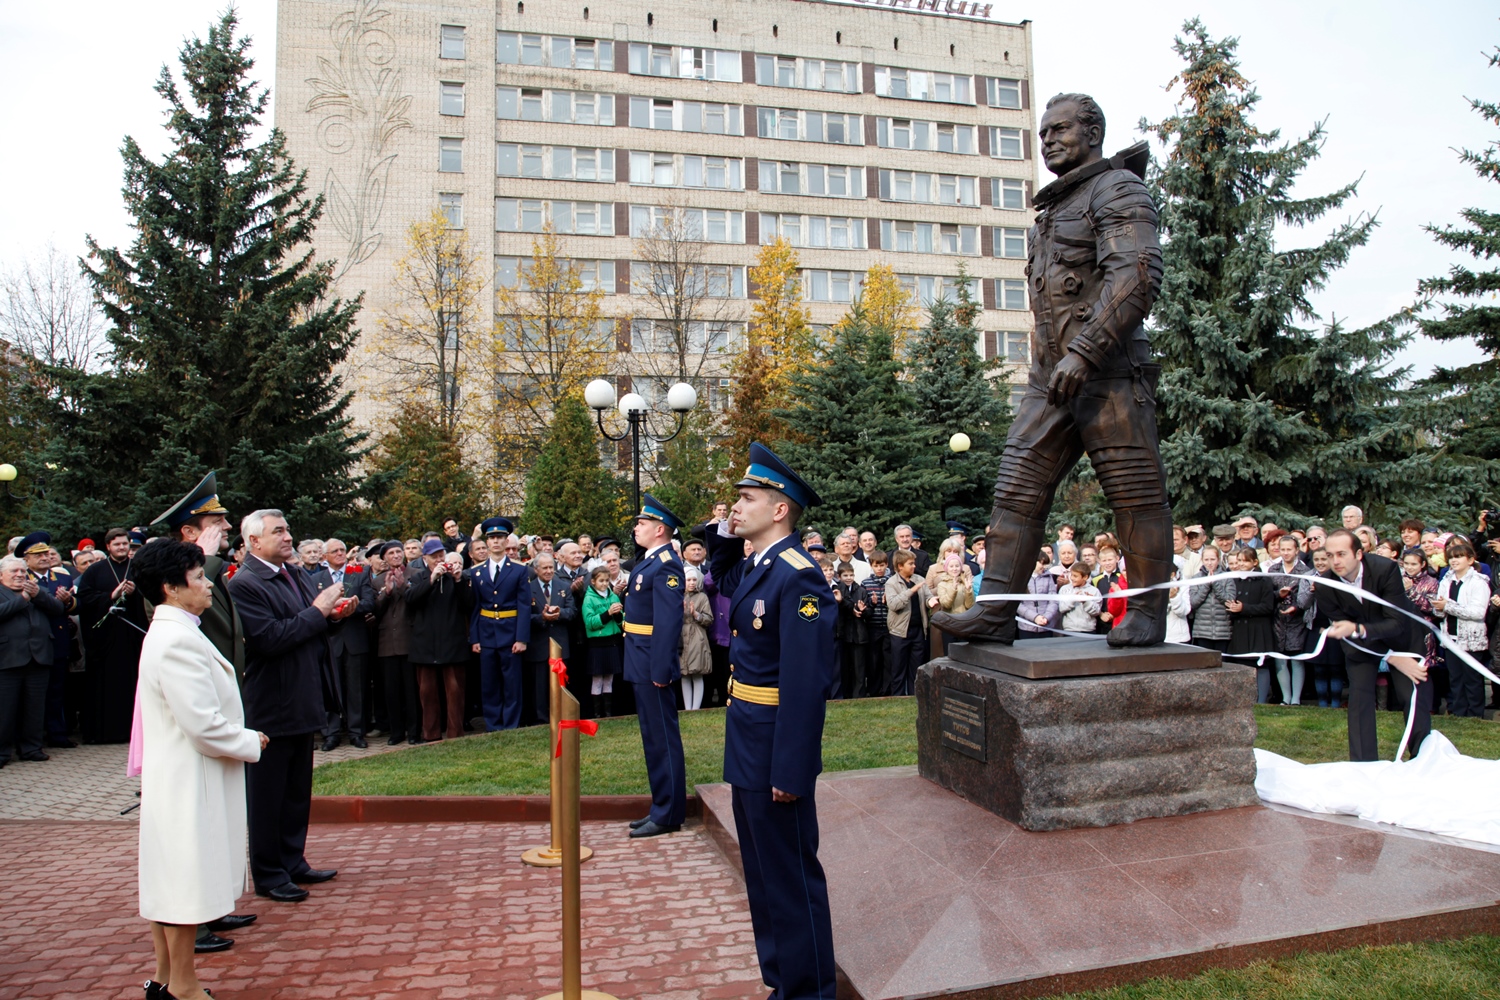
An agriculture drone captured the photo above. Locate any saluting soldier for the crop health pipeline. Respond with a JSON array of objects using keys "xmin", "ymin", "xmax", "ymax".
[
  {"xmin": 623, "ymin": 494, "xmax": 687, "ymax": 839},
  {"xmin": 152, "ymin": 472, "xmax": 244, "ymax": 678},
  {"xmin": 17, "ymin": 532, "xmax": 78, "ymax": 748},
  {"xmin": 704, "ymin": 443, "xmax": 838, "ymax": 1000},
  {"xmin": 467, "ymin": 517, "xmax": 531, "ymax": 731}
]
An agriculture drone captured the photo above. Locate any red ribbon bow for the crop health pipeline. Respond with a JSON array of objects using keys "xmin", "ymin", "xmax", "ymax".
[
  {"xmin": 554, "ymin": 718, "xmax": 599, "ymax": 758},
  {"xmin": 550, "ymin": 657, "xmax": 568, "ymax": 688}
]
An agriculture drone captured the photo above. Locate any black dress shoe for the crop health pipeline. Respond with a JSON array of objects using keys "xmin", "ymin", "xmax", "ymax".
[
  {"xmin": 628, "ymin": 815, "xmax": 652, "ymax": 830},
  {"xmin": 629, "ymin": 820, "xmax": 681, "ymax": 839},
  {"xmin": 195, "ymin": 932, "xmax": 234, "ymax": 953},
  {"xmin": 349, "ymin": 735, "xmax": 368, "ymax": 749},
  {"xmin": 255, "ymin": 883, "xmax": 310, "ymax": 902},
  {"xmin": 320, "ymin": 736, "xmax": 340, "ymax": 751},
  {"xmin": 387, "ymin": 736, "xmax": 404, "ymax": 746},
  {"xmin": 292, "ymin": 867, "xmax": 337, "ymax": 884},
  {"xmin": 46, "ymin": 737, "xmax": 78, "ymax": 748},
  {"xmin": 19, "ymin": 750, "xmax": 50, "ymax": 762},
  {"xmin": 205, "ymin": 913, "xmax": 257, "ymax": 932},
  {"xmin": 409, "ymin": 736, "xmax": 427, "ymax": 745}
]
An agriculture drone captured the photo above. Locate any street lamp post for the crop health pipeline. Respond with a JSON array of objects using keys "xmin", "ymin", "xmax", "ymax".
[
  {"xmin": 0, "ymin": 462, "xmax": 47, "ymax": 501},
  {"xmin": 584, "ymin": 379, "xmax": 698, "ymax": 517}
]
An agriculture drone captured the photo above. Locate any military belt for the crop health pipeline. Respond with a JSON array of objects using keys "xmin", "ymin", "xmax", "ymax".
[
  {"xmin": 727, "ymin": 678, "xmax": 779, "ymax": 706},
  {"xmin": 480, "ymin": 608, "xmax": 518, "ymax": 619},
  {"xmin": 623, "ymin": 621, "xmax": 653, "ymax": 636}
]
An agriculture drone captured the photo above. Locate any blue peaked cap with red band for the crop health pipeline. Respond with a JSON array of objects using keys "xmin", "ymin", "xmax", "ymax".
[{"xmin": 734, "ymin": 443, "xmax": 822, "ymax": 509}]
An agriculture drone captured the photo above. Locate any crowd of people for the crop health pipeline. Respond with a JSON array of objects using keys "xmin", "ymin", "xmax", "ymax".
[{"xmin": 4, "ymin": 502, "xmax": 1497, "ymax": 771}]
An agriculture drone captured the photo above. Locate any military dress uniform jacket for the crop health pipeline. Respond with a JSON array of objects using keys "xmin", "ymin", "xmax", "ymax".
[
  {"xmin": 705, "ymin": 529, "xmax": 837, "ymax": 799},
  {"xmin": 467, "ymin": 559, "xmax": 532, "ymax": 649},
  {"xmin": 622, "ymin": 546, "xmax": 685, "ymax": 687},
  {"xmin": 201, "ymin": 554, "xmax": 245, "ymax": 678},
  {"xmin": 29, "ymin": 566, "xmax": 75, "ymax": 667}
]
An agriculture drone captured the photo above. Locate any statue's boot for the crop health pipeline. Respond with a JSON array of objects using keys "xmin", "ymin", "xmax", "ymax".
[
  {"xmin": 930, "ymin": 510, "xmax": 1045, "ymax": 644},
  {"xmin": 1107, "ymin": 506, "xmax": 1174, "ymax": 648}
]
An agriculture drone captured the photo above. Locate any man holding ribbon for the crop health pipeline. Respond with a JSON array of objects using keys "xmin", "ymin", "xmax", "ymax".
[
  {"xmin": 622, "ymin": 494, "xmax": 687, "ymax": 839},
  {"xmin": 705, "ymin": 443, "xmax": 838, "ymax": 1000}
]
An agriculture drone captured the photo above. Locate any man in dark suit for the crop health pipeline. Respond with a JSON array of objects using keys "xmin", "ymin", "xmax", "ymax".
[
  {"xmin": 521, "ymin": 552, "xmax": 575, "ymax": 726},
  {"xmin": 1315, "ymin": 529, "xmax": 1429, "ymax": 762},
  {"xmin": 16, "ymin": 532, "xmax": 78, "ymax": 749},
  {"xmin": 308, "ymin": 538, "xmax": 375, "ymax": 750},
  {"xmin": 228, "ymin": 508, "xmax": 349, "ymax": 902},
  {"xmin": 0, "ymin": 553, "xmax": 68, "ymax": 765},
  {"xmin": 467, "ymin": 517, "xmax": 532, "ymax": 730},
  {"xmin": 892, "ymin": 524, "xmax": 932, "ymax": 577}
]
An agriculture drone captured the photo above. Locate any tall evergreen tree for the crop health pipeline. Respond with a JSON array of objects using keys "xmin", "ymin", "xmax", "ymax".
[
  {"xmin": 1146, "ymin": 20, "xmax": 1416, "ymax": 526},
  {"xmin": 779, "ymin": 299, "xmax": 957, "ymax": 541},
  {"xmin": 906, "ymin": 267, "xmax": 1012, "ymax": 531},
  {"xmin": 28, "ymin": 11, "xmax": 365, "ymax": 540},
  {"xmin": 520, "ymin": 394, "xmax": 628, "ymax": 538}
]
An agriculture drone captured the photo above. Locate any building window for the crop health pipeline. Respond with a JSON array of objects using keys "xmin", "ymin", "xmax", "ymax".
[
  {"xmin": 873, "ymin": 66, "xmax": 972, "ymax": 104},
  {"xmin": 998, "ymin": 278, "xmax": 1027, "ymax": 310},
  {"xmin": 627, "ymin": 97, "xmax": 742, "ymax": 134},
  {"xmin": 762, "ymin": 214, "xmax": 866, "ymax": 249},
  {"xmin": 876, "ymin": 118, "xmax": 975, "ymax": 154},
  {"xmin": 497, "ymin": 144, "xmax": 616, "ymax": 182},
  {"xmin": 629, "ymin": 205, "xmax": 744, "ymax": 243},
  {"xmin": 756, "ymin": 107, "xmax": 860, "ymax": 145},
  {"xmin": 996, "ymin": 227, "xmax": 1026, "ymax": 258},
  {"xmin": 754, "ymin": 55, "xmax": 859, "ymax": 93},
  {"xmin": 804, "ymin": 270, "xmax": 863, "ymax": 303},
  {"xmin": 1009, "ymin": 384, "xmax": 1027, "ymax": 410},
  {"xmin": 993, "ymin": 177, "xmax": 1026, "ymax": 210},
  {"xmin": 877, "ymin": 169, "xmax": 976, "ymax": 206},
  {"xmin": 440, "ymin": 82, "xmax": 464, "ymax": 116},
  {"xmin": 439, "ymin": 138, "xmax": 463, "ymax": 172},
  {"xmin": 496, "ymin": 198, "xmax": 615, "ymax": 235},
  {"xmin": 987, "ymin": 78, "xmax": 1022, "ymax": 109},
  {"xmin": 1005, "ymin": 331, "xmax": 1029, "ymax": 363},
  {"xmin": 880, "ymin": 220, "xmax": 976, "ymax": 255},
  {"xmin": 498, "ymin": 88, "xmax": 614, "ymax": 125},
  {"xmin": 498, "ymin": 33, "xmax": 615, "ymax": 70},
  {"xmin": 759, "ymin": 161, "xmax": 864, "ymax": 198},
  {"xmin": 631, "ymin": 320, "xmax": 740, "ymax": 353},
  {"xmin": 899, "ymin": 273, "xmax": 956, "ymax": 306},
  {"xmin": 990, "ymin": 127, "xmax": 1024, "ymax": 160},
  {"xmin": 440, "ymin": 193, "xmax": 463, "ymax": 228},
  {"xmin": 441, "ymin": 24, "xmax": 466, "ymax": 60},
  {"xmin": 632, "ymin": 264, "xmax": 746, "ymax": 298}
]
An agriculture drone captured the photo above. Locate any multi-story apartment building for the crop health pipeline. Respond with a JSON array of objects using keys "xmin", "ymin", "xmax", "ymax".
[{"xmin": 275, "ymin": 0, "xmax": 1038, "ymax": 442}]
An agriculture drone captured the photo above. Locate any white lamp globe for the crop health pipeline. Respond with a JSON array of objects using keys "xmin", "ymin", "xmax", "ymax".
[
  {"xmin": 667, "ymin": 382, "xmax": 698, "ymax": 413},
  {"xmin": 948, "ymin": 432, "xmax": 972, "ymax": 454},
  {"xmin": 618, "ymin": 392, "xmax": 648, "ymax": 417},
  {"xmin": 0, "ymin": 463, "xmax": 15, "ymax": 483},
  {"xmin": 584, "ymin": 379, "xmax": 616, "ymax": 410}
]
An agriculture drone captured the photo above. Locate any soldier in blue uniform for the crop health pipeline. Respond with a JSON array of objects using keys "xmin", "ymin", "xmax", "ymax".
[
  {"xmin": 467, "ymin": 517, "xmax": 531, "ymax": 730},
  {"xmin": 17, "ymin": 532, "xmax": 78, "ymax": 748},
  {"xmin": 623, "ymin": 494, "xmax": 688, "ymax": 839},
  {"xmin": 704, "ymin": 443, "xmax": 838, "ymax": 1000}
]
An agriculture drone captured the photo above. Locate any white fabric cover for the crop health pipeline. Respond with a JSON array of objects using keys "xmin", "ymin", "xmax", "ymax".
[{"xmin": 1254, "ymin": 732, "xmax": 1500, "ymax": 847}]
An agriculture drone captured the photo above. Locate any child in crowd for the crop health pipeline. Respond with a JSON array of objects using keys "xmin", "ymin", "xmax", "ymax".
[
  {"xmin": 885, "ymin": 550, "xmax": 930, "ymax": 697},
  {"xmin": 860, "ymin": 551, "xmax": 891, "ymax": 696},
  {"xmin": 834, "ymin": 563, "xmax": 870, "ymax": 698},
  {"xmin": 1058, "ymin": 564, "xmax": 1103, "ymax": 633},
  {"xmin": 679, "ymin": 565, "xmax": 715, "ymax": 710},
  {"xmin": 583, "ymin": 564, "xmax": 624, "ymax": 717}
]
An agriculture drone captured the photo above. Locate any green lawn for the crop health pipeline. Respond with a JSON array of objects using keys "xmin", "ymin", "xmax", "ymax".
[{"xmin": 312, "ymin": 698, "xmax": 1500, "ymax": 797}]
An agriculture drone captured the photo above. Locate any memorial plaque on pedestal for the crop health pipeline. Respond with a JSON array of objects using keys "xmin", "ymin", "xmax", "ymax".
[
  {"xmin": 917, "ymin": 644, "xmax": 1258, "ymax": 831},
  {"xmin": 948, "ymin": 636, "xmax": 1220, "ymax": 678}
]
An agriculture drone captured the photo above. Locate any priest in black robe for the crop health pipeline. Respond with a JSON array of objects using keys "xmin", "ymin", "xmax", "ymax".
[{"xmin": 76, "ymin": 527, "xmax": 148, "ymax": 742}]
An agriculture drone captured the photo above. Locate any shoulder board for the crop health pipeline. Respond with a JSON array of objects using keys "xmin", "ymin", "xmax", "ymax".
[
  {"xmin": 659, "ymin": 549, "xmax": 673, "ymax": 562},
  {"xmin": 779, "ymin": 549, "xmax": 814, "ymax": 571}
]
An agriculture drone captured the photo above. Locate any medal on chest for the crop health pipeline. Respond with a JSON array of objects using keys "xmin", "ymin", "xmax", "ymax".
[
  {"xmin": 753, "ymin": 599, "xmax": 765, "ymax": 630},
  {"xmin": 634, "ymin": 575, "xmax": 642, "ymax": 591}
]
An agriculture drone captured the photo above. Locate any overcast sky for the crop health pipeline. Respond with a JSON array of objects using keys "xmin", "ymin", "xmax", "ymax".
[{"xmin": 0, "ymin": 1, "xmax": 1493, "ymax": 377}]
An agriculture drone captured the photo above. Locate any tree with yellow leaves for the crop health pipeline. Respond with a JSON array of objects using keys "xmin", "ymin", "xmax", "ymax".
[{"xmin": 850, "ymin": 261, "xmax": 919, "ymax": 357}]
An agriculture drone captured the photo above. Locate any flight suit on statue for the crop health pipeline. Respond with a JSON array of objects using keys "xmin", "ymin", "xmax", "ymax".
[{"xmin": 934, "ymin": 103, "xmax": 1169, "ymax": 647}]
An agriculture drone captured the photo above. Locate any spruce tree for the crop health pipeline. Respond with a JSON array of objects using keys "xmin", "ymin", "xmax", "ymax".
[
  {"xmin": 649, "ymin": 410, "xmax": 729, "ymax": 525},
  {"xmin": 906, "ymin": 267, "xmax": 1012, "ymax": 532},
  {"xmin": 1146, "ymin": 20, "xmax": 1415, "ymax": 526},
  {"xmin": 779, "ymin": 299, "xmax": 957, "ymax": 541},
  {"xmin": 521, "ymin": 394, "xmax": 628, "ymax": 538},
  {"xmin": 28, "ymin": 11, "xmax": 364, "ymax": 540},
  {"xmin": 368, "ymin": 399, "xmax": 486, "ymax": 540}
]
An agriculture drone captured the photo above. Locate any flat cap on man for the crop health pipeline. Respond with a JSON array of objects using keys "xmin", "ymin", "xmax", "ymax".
[
  {"xmin": 379, "ymin": 540, "xmax": 404, "ymax": 557},
  {"xmin": 594, "ymin": 536, "xmax": 621, "ymax": 555},
  {"xmin": 481, "ymin": 517, "xmax": 514, "ymax": 537},
  {"xmin": 734, "ymin": 442, "xmax": 822, "ymax": 509},
  {"xmin": 16, "ymin": 531, "xmax": 51, "ymax": 557},
  {"xmin": 636, "ymin": 493, "xmax": 684, "ymax": 532},
  {"xmin": 1211, "ymin": 524, "xmax": 1236, "ymax": 539},
  {"xmin": 151, "ymin": 471, "xmax": 230, "ymax": 528}
]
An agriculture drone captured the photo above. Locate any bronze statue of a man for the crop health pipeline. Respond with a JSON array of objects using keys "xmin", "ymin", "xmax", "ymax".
[{"xmin": 932, "ymin": 93, "xmax": 1170, "ymax": 647}]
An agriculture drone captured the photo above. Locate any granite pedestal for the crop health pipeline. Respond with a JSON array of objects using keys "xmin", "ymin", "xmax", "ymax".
[{"xmin": 917, "ymin": 640, "xmax": 1258, "ymax": 831}]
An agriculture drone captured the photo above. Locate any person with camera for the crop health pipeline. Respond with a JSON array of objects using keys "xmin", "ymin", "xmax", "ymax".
[{"xmin": 407, "ymin": 539, "xmax": 474, "ymax": 741}]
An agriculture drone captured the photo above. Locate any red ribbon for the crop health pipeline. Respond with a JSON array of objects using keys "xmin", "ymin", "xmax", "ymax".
[
  {"xmin": 549, "ymin": 657, "xmax": 568, "ymax": 688},
  {"xmin": 554, "ymin": 718, "xmax": 599, "ymax": 758}
]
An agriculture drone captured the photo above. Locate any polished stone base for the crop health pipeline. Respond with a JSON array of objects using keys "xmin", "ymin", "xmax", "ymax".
[
  {"xmin": 698, "ymin": 769, "xmax": 1500, "ymax": 1000},
  {"xmin": 917, "ymin": 652, "xmax": 1259, "ymax": 831}
]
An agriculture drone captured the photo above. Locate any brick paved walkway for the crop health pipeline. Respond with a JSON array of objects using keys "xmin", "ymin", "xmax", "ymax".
[
  {"xmin": 0, "ymin": 819, "xmax": 762, "ymax": 1000},
  {"xmin": 0, "ymin": 738, "xmax": 410, "ymax": 822}
]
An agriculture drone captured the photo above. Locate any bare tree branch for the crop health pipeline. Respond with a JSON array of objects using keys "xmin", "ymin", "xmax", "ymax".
[{"xmin": 0, "ymin": 243, "xmax": 107, "ymax": 373}]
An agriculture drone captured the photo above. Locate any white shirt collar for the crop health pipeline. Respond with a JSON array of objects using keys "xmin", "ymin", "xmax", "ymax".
[
  {"xmin": 251, "ymin": 553, "xmax": 284, "ymax": 574},
  {"xmin": 644, "ymin": 543, "xmax": 668, "ymax": 559}
]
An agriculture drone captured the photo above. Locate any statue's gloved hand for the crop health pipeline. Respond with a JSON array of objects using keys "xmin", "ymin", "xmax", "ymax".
[{"xmin": 1047, "ymin": 352, "xmax": 1093, "ymax": 405}]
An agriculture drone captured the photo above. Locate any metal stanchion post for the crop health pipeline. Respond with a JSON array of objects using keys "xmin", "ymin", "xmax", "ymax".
[
  {"xmin": 523, "ymin": 641, "xmax": 593, "ymax": 866},
  {"xmin": 537, "ymin": 680, "xmax": 616, "ymax": 1000}
]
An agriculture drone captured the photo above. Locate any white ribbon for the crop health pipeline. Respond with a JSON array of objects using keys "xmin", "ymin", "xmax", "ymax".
[{"xmin": 977, "ymin": 570, "xmax": 1498, "ymax": 763}]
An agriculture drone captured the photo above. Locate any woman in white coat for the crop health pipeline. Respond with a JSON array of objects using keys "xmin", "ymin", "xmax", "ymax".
[{"xmin": 134, "ymin": 539, "xmax": 266, "ymax": 1000}]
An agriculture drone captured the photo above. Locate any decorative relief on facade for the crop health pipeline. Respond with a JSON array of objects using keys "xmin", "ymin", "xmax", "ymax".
[{"xmin": 305, "ymin": 1, "xmax": 413, "ymax": 280}]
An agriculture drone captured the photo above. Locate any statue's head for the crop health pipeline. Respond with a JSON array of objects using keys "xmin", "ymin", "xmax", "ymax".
[{"xmin": 1039, "ymin": 93, "xmax": 1105, "ymax": 177}]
